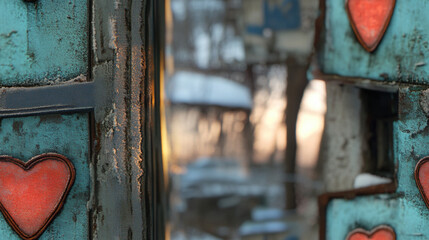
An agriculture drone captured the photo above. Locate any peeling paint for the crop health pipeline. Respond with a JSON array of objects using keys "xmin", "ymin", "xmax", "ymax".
[{"xmin": 91, "ymin": 0, "xmax": 150, "ymax": 239}]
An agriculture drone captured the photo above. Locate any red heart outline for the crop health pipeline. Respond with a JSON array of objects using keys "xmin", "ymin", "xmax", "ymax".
[
  {"xmin": 346, "ymin": 0, "xmax": 396, "ymax": 52},
  {"xmin": 415, "ymin": 156, "xmax": 429, "ymax": 210},
  {"xmin": 0, "ymin": 153, "xmax": 75, "ymax": 240},
  {"xmin": 346, "ymin": 225, "xmax": 396, "ymax": 240}
]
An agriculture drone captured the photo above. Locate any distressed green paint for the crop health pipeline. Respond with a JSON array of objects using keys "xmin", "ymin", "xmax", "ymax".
[
  {"xmin": 326, "ymin": 87, "xmax": 429, "ymax": 239},
  {"xmin": 0, "ymin": 0, "xmax": 88, "ymax": 86},
  {"xmin": 320, "ymin": 0, "xmax": 429, "ymax": 83},
  {"xmin": 327, "ymin": 196, "xmax": 429, "ymax": 239},
  {"xmin": 0, "ymin": 113, "xmax": 89, "ymax": 239}
]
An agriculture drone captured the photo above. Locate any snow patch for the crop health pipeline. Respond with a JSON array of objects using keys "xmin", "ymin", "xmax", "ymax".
[
  {"xmin": 354, "ymin": 173, "xmax": 392, "ymax": 189},
  {"xmin": 166, "ymin": 71, "xmax": 252, "ymax": 109},
  {"xmin": 239, "ymin": 221, "xmax": 289, "ymax": 236}
]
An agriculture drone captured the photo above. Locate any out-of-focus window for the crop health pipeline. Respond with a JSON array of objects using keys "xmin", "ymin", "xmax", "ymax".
[{"xmin": 163, "ymin": 0, "xmax": 323, "ymax": 239}]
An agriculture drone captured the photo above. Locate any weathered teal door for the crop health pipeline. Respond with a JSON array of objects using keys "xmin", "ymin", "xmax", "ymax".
[
  {"xmin": 0, "ymin": 1, "xmax": 90, "ymax": 239},
  {"xmin": 0, "ymin": 0, "xmax": 164, "ymax": 239},
  {"xmin": 315, "ymin": 0, "xmax": 429, "ymax": 239}
]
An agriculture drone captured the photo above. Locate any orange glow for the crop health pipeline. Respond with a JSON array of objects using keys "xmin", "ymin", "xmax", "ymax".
[
  {"xmin": 296, "ymin": 80, "xmax": 326, "ymax": 168},
  {"xmin": 161, "ymin": 0, "xmax": 171, "ymax": 191}
]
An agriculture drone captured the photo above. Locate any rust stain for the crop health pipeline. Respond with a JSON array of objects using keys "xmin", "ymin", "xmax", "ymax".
[
  {"xmin": 12, "ymin": 121, "xmax": 23, "ymax": 136},
  {"xmin": 37, "ymin": 114, "xmax": 64, "ymax": 126}
]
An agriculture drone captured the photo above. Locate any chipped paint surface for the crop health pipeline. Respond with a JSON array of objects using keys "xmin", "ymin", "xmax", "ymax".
[
  {"xmin": 326, "ymin": 87, "xmax": 429, "ymax": 239},
  {"xmin": 0, "ymin": 113, "xmax": 89, "ymax": 239},
  {"xmin": 319, "ymin": 0, "xmax": 429, "ymax": 238},
  {"xmin": 1, "ymin": 0, "xmax": 158, "ymax": 239},
  {"xmin": 319, "ymin": 0, "xmax": 429, "ymax": 83},
  {"xmin": 0, "ymin": 0, "xmax": 88, "ymax": 86},
  {"xmin": 91, "ymin": 0, "xmax": 150, "ymax": 239}
]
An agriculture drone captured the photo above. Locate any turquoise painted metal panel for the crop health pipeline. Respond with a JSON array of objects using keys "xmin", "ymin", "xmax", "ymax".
[
  {"xmin": 0, "ymin": 113, "xmax": 89, "ymax": 239},
  {"xmin": 319, "ymin": 0, "xmax": 429, "ymax": 83},
  {"xmin": 0, "ymin": 0, "xmax": 88, "ymax": 86},
  {"xmin": 327, "ymin": 196, "xmax": 427, "ymax": 239},
  {"xmin": 326, "ymin": 87, "xmax": 429, "ymax": 239}
]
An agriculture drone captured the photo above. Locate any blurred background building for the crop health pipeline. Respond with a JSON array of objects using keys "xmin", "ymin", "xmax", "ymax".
[{"xmin": 162, "ymin": 0, "xmax": 324, "ymax": 239}]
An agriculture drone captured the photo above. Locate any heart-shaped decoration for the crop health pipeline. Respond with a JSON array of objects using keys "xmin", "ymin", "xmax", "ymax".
[
  {"xmin": 346, "ymin": 226, "xmax": 396, "ymax": 240},
  {"xmin": 415, "ymin": 156, "xmax": 429, "ymax": 209},
  {"xmin": 346, "ymin": 0, "xmax": 396, "ymax": 52},
  {"xmin": 0, "ymin": 154, "xmax": 75, "ymax": 240}
]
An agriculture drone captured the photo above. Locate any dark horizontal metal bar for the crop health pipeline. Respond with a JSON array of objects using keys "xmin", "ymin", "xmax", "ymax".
[{"xmin": 0, "ymin": 82, "xmax": 94, "ymax": 118}]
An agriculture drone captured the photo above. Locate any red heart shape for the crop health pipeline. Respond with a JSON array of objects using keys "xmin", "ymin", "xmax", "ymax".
[
  {"xmin": 346, "ymin": 0, "xmax": 396, "ymax": 52},
  {"xmin": 0, "ymin": 154, "xmax": 75, "ymax": 240},
  {"xmin": 346, "ymin": 226, "xmax": 396, "ymax": 240},
  {"xmin": 415, "ymin": 157, "xmax": 429, "ymax": 209}
]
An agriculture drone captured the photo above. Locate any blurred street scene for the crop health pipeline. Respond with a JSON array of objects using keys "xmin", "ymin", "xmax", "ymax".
[{"xmin": 163, "ymin": 0, "xmax": 324, "ymax": 239}]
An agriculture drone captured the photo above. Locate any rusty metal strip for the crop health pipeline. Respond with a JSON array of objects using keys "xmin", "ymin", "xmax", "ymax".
[
  {"xmin": 414, "ymin": 156, "xmax": 429, "ymax": 210},
  {"xmin": 0, "ymin": 82, "xmax": 94, "ymax": 118},
  {"xmin": 313, "ymin": 0, "xmax": 327, "ymax": 56},
  {"xmin": 318, "ymin": 183, "xmax": 397, "ymax": 240},
  {"xmin": 312, "ymin": 69, "xmax": 400, "ymax": 92},
  {"xmin": 313, "ymin": 69, "xmax": 429, "ymax": 91}
]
